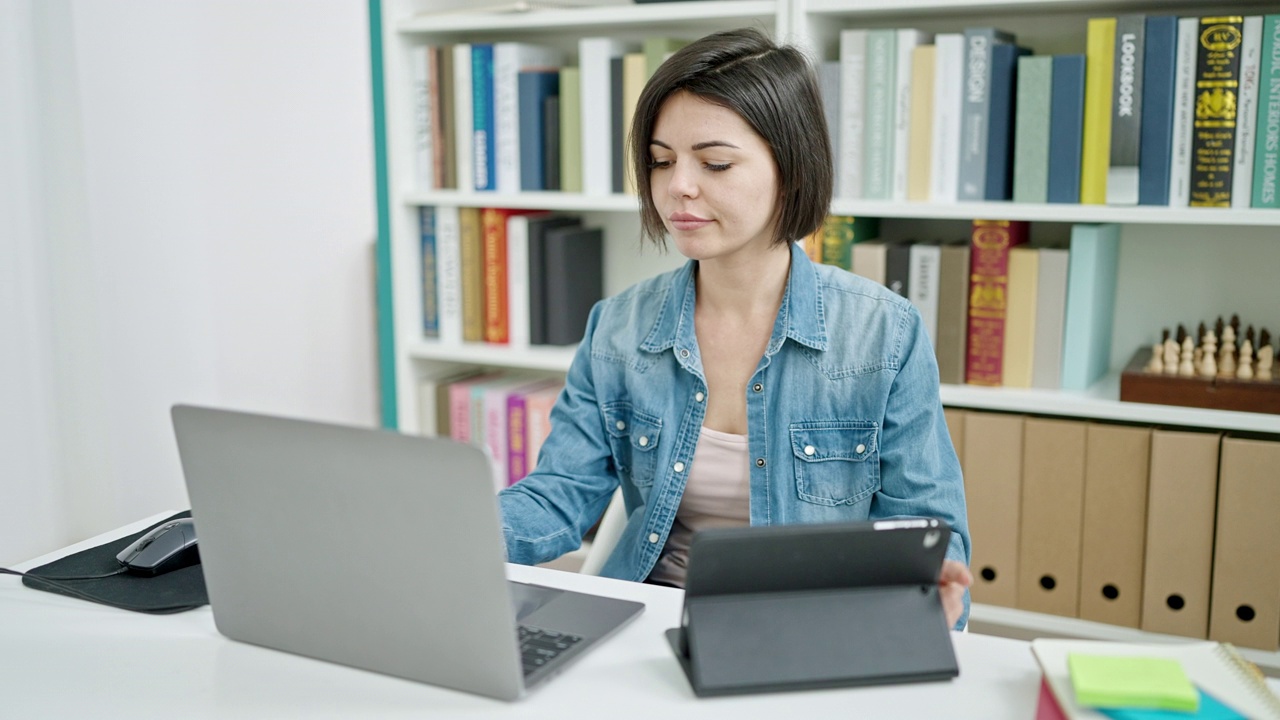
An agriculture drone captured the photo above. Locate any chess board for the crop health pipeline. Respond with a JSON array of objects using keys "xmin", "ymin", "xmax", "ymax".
[{"xmin": 1120, "ymin": 347, "xmax": 1280, "ymax": 415}]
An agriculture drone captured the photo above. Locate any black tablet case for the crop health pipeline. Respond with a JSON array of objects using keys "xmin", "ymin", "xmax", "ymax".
[
  {"xmin": 665, "ymin": 520, "xmax": 959, "ymax": 697},
  {"xmin": 21, "ymin": 511, "xmax": 208, "ymax": 614}
]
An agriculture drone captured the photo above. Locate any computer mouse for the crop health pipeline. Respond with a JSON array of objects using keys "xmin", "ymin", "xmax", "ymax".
[{"xmin": 116, "ymin": 518, "xmax": 201, "ymax": 576}]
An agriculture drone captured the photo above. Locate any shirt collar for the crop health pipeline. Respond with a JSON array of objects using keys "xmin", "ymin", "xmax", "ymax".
[{"xmin": 639, "ymin": 241, "xmax": 829, "ymax": 356}]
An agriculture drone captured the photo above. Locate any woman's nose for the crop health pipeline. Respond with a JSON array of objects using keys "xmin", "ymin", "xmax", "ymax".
[{"xmin": 667, "ymin": 161, "xmax": 698, "ymax": 199}]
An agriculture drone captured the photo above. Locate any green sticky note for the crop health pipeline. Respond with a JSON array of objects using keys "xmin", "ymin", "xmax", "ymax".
[{"xmin": 1068, "ymin": 654, "xmax": 1199, "ymax": 712}]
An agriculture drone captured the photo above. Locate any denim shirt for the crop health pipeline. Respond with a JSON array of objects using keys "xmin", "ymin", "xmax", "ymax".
[{"xmin": 498, "ymin": 241, "xmax": 971, "ymax": 626}]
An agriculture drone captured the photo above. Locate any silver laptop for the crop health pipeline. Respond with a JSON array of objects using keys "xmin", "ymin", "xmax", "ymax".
[{"xmin": 171, "ymin": 404, "xmax": 644, "ymax": 701}]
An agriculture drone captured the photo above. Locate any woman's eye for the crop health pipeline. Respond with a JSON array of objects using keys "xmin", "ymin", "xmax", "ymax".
[
  {"xmin": 647, "ymin": 159, "xmax": 673, "ymax": 170},
  {"xmin": 704, "ymin": 163, "xmax": 731, "ymax": 172}
]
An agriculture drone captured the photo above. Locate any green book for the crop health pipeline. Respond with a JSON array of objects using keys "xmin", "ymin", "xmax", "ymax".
[
  {"xmin": 1068, "ymin": 653, "xmax": 1199, "ymax": 712},
  {"xmin": 1012, "ymin": 55, "xmax": 1052, "ymax": 203},
  {"xmin": 559, "ymin": 66, "xmax": 582, "ymax": 193},
  {"xmin": 643, "ymin": 37, "xmax": 688, "ymax": 76},
  {"xmin": 862, "ymin": 29, "xmax": 897, "ymax": 200},
  {"xmin": 1253, "ymin": 15, "xmax": 1280, "ymax": 208},
  {"xmin": 820, "ymin": 215, "xmax": 881, "ymax": 270}
]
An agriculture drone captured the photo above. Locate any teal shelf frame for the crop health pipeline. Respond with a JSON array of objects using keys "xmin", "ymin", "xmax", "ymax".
[{"xmin": 368, "ymin": 0, "xmax": 398, "ymax": 429}]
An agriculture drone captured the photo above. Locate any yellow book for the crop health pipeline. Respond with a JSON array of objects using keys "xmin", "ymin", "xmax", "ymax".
[
  {"xmin": 622, "ymin": 52, "xmax": 647, "ymax": 195},
  {"xmin": 908, "ymin": 45, "xmax": 936, "ymax": 202},
  {"xmin": 1081, "ymin": 18, "xmax": 1116, "ymax": 205},
  {"xmin": 1001, "ymin": 247, "xmax": 1039, "ymax": 388}
]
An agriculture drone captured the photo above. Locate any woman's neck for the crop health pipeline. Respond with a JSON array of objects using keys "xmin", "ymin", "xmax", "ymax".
[{"xmin": 694, "ymin": 242, "xmax": 792, "ymax": 322}]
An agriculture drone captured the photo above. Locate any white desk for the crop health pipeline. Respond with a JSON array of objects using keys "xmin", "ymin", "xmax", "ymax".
[{"xmin": 5, "ymin": 516, "xmax": 1273, "ymax": 719}]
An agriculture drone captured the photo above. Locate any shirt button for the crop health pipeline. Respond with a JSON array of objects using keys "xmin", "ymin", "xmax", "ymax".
[
  {"xmin": 616, "ymin": 420, "xmax": 626, "ymax": 431},
  {"xmin": 804, "ymin": 445, "xmax": 816, "ymax": 456},
  {"xmin": 856, "ymin": 443, "xmax": 867, "ymax": 454},
  {"xmin": 753, "ymin": 383, "xmax": 763, "ymax": 393},
  {"xmin": 638, "ymin": 436, "xmax": 649, "ymax": 447},
  {"xmin": 755, "ymin": 458, "xmax": 766, "ymax": 468},
  {"xmin": 648, "ymin": 533, "xmax": 660, "ymax": 544},
  {"xmin": 680, "ymin": 349, "xmax": 690, "ymax": 359},
  {"xmin": 695, "ymin": 392, "xmax": 705, "ymax": 402},
  {"xmin": 674, "ymin": 462, "xmax": 685, "ymax": 473}
]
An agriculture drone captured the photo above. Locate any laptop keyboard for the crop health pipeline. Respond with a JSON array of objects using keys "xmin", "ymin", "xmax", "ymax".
[{"xmin": 518, "ymin": 625, "xmax": 584, "ymax": 676}]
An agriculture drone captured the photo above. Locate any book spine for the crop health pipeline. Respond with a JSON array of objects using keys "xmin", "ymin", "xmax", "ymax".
[
  {"xmin": 908, "ymin": 243, "xmax": 941, "ymax": 349},
  {"xmin": 1169, "ymin": 18, "xmax": 1200, "ymax": 206},
  {"xmin": 621, "ymin": 53, "xmax": 647, "ymax": 195},
  {"xmin": 839, "ymin": 29, "xmax": 868, "ymax": 199},
  {"xmin": 1189, "ymin": 16, "xmax": 1245, "ymax": 207},
  {"xmin": 419, "ymin": 207, "xmax": 439, "ymax": 338},
  {"xmin": 484, "ymin": 386, "xmax": 509, "ymax": 491},
  {"xmin": 959, "ymin": 28, "xmax": 1014, "ymax": 201},
  {"xmin": 506, "ymin": 215, "xmax": 531, "ymax": 349},
  {"xmin": 885, "ymin": 240, "xmax": 913, "ymax": 297},
  {"xmin": 545, "ymin": 227, "xmax": 604, "ymax": 346},
  {"xmin": 482, "ymin": 208, "xmax": 509, "ymax": 344},
  {"xmin": 965, "ymin": 219, "xmax": 1030, "ymax": 386},
  {"xmin": 452, "ymin": 43, "xmax": 474, "ymax": 192},
  {"xmin": 559, "ymin": 66, "xmax": 582, "ymax": 193},
  {"xmin": 1107, "ymin": 15, "xmax": 1145, "ymax": 205},
  {"xmin": 471, "ymin": 44, "xmax": 495, "ymax": 191},
  {"xmin": 819, "ymin": 61, "xmax": 842, "ymax": 193},
  {"xmin": 518, "ymin": 71, "xmax": 559, "ymax": 191},
  {"xmin": 459, "ymin": 207, "xmax": 484, "ymax": 342},
  {"xmin": 1013, "ymin": 55, "xmax": 1052, "ymax": 203},
  {"xmin": 907, "ymin": 45, "xmax": 936, "ymax": 203},
  {"xmin": 863, "ymin": 30, "xmax": 896, "ymax": 201},
  {"xmin": 1060, "ymin": 223, "xmax": 1121, "ymax": 391},
  {"xmin": 429, "ymin": 46, "xmax": 447, "ymax": 190},
  {"xmin": 936, "ymin": 242, "xmax": 970, "ymax": 385},
  {"xmin": 983, "ymin": 44, "xmax": 1028, "ymax": 200},
  {"xmin": 579, "ymin": 38, "xmax": 626, "ymax": 197},
  {"xmin": 544, "ymin": 95, "xmax": 561, "ymax": 191},
  {"xmin": 411, "ymin": 46, "xmax": 435, "ymax": 189},
  {"xmin": 438, "ymin": 46, "xmax": 456, "ymax": 189},
  {"xmin": 1001, "ymin": 247, "xmax": 1039, "ymax": 388},
  {"xmin": 610, "ymin": 56, "xmax": 625, "ymax": 193},
  {"xmin": 494, "ymin": 45, "xmax": 519, "ymax": 194},
  {"xmin": 892, "ymin": 30, "xmax": 929, "ymax": 201},
  {"xmin": 1047, "ymin": 55, "xmax": 1087, "ymax": 203},
  {"xmin": 449, "ymin": 381, "xmax": 473, "ymax": 442},
  {"xmin": 820, "ymin": 215, "xmax": 854, "ymax": 269},
  {"xmin": 1254, "ymin": 15, "xmax": 1280, "ymax": 208},
  {"xmin": 435, "ymin": 206, "xmax": 463, "ymax": 345},
  {"xmin": 1137, "ymin": 16, "xmax": 1178, "ymax": 206},
  {"xmin": 931, "ymin": 34, "xmax": 965, "ymax": 202},
  {"xmin": 1081, "ymin": 18, "xmax": 1116, "ymax": 204},
  {"xmin": 1232, "ymin": 16, "xmax": 1263, "ymax": 207},
  {"xmin": 507, "ymin": 390, "xmax": 529, "ymax": 486}
]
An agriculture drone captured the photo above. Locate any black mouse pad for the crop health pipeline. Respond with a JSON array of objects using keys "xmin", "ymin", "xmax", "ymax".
[{"xmin": 21, "ymin": 511, "xmax": 208, "ymax": 614}]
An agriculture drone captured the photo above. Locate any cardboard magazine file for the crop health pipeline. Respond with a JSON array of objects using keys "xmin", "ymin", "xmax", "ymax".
[
  {"xmin": 664, "ymin": 520, "xmax": 959, "ymax": 697},
  {"xmin": 962, "ymin": 411, "xmax": 1025, "ymax": 607},
  {"xmin": 1017, "ymin": 417, "xmax": 1087, "ymax": 618}
]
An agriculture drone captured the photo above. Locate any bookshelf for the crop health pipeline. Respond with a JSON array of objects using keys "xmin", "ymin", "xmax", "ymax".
[{"xmin": 370, "ymin": 0, "xmax": 1280, "ymax": 666}]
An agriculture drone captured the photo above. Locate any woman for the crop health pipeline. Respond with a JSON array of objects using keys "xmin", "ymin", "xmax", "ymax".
[{"xmin": 498, "ymin": 27, "xmax": 972, "ymax": 628}]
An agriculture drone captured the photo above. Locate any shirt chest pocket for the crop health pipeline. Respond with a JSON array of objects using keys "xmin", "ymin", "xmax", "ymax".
[
  {"xmin": 602, "ymin": 403, "xmax": 663, "ymax": 488},
  {"xmin": 790, "ymin": 422, "xmax": 880, "ymax": 506}
]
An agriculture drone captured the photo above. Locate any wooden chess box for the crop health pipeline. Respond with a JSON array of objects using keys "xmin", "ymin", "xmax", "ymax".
[{"xmin": 1120, "ymin": 348, "xmax": 1280, "ymax": 415}]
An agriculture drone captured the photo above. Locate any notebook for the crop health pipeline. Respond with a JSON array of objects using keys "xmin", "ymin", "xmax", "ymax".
[
  {"xmin": 171, "ymin": 404, "xmax": 644, "ymax": 701},
  {"xmin": 1032, "ymin": 639, "xmax": 1280, "ymax": 720}
]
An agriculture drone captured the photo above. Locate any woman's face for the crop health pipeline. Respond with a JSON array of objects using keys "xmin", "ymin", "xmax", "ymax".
[{"xmin": 648, "ymin": 91, "xmax": 780, "ymax": 264}]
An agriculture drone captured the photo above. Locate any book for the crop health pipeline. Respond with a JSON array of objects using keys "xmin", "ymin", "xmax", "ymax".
[
  {"xmin": 964, "ymin": 219, "xmax": 1030, "ymax": 386},
  {"xmin": 506, "ymin": 378, "xmax": 561, "ymax": 486},
  {"xmin": 611, "ymin": 55, "xmax": 625, "ymax": 193},
  {"xmin": 410, "ymin": 46, "xmax": 435, "ymax": 189},
  {"xmin": 494, "ymin": 43, "xmax": 563, "ymax": 194},
  {"xmin": 1082, "ymin": 18, "xmax": 1116, "ymax": 205},
  {"xmin": 543, "ymin": 94, "xmax": 560, "ymax": 190},
  {"xmin": 931, "ymin": 33, "xmax": 965, "ymax": 203},
  {"xmin": 1030, "ymin": 245, "xmax": 1069, "ymax": 389},
  {"xmin": 471, "ymin": 44, "xmax": 496, "ymax": 191},
  {"xmin": 935, "ymin": 239, "xmax": 970, "ymax": 385},
  {"xmin": 1013, "ymin": 55, "xmax": 1053, "ymax": 203},
  {"xmin": 559, "ymin": 66, "xmax": 582, "ymax": 193},
  {"xmin": 1107, "ymin": 15, "xmax": 1146, "ymax": 206},
  {"xmin": 819, "ymin": 215, "xmax": 879, "ymax": 270},
  {"xmin": 543, "ymin": 224, "xmax": 604, "ymax": 346},
  {"xmin": 505, "ymin": 213, "xmax": 545, "ymax": 349},
  {"xmin": 459, "ymin": 207, "xmax": 485, "ymax": 342},
  {"xmin": 419, "ymin": 206, "xmax": 439, "ymax": 338},
  {"xmin": 851, "ymin": 239, "xmax": 887, "ymax": 285},
  {"xmin": 523, "ymin": 381, "xmax": 564, "ymax": 473},
  {"xmin": 452, "ymin": 43, "xmax": 475, "ymax": 192},
  {"xmin": 863, "ymin": 29, "xmax": 897, "ymax": 201},
  {"xmin": 1048, "ymin": 55, "xmax": 1087, "ymax": 204},
  {"xmin": 517, "ymin": 69, "xmax": 560, "ymax": 191},
  {"xmin": 1001, "ymin": 246, "xmax": 1038, "ymax": 388},
  {"xmin": 1189, "ymin": 16, "xmax": 1245, "ymax": 207},
  {"xmin": 482, "ymin": 208, "xmax": 539, "ymax": 344},
  {"xmin": 1032, "ymin": 638, "xmax": 1280, "ymax": 719},
  {"xmin": 435, "ymin": 205, "xmax": 463, "ymax": 344},
  {"xmin": 908, "ymin": 240, "xmax": 941, "ymax": 348},
  {"xmin": 527, "ymin": 215, "xmax": 581, "ymax": 346},
  {"xmin": 1232, "ymin": 16, "xmax": 1264, "ymax": 208},
  {"xmin": 1100, "ymin": 689, "xmax": 1247, "ymax": 719},
  {"xmin": 643, "ymin": 37, "xmax": 687, "ymax": 76},
  {"xmin": 1170, "ymin": 18, "xmax": 1200, "ymax": 206},
  {"xmin": 1252, "ymin": 15, "xmax": 1280, "ymax": 208},
  {"xmin": 838, "ymin": 29, "xmax": 869, "ymax": 199},
  {"xmin": 1068, "ymin": 654, "xmax": 1197, "ymax": 712},
  {"xmin": 1137, "ymin": 16, "xmax": 1178, "ymax": 206},
  {"xmin": 1038, "ymin": 678, "xmax": 1069, "ymax": 720},
  {"xmin": 448, "ymin": 371, "xmax": 503, "ymax": 443},
  {"xmin": 1059, "ymin": 223, "xmax": 1120, "ymax": 391},
  {"xmin": 893, "ymin": 29, "xmax": 932, "ymax": 201},
  {"xmin": 818, "ymin": 61, "xmax": 842, "ymax": 190},
  {"xmin": 959, "ymin": 27, "xmax": 1016, "ymax": 201},
  {"xmin": 621, "ymin": 52, "xmax": 647, "ymax": 194},
  {"xmin": 907, "ymin": 45, "xmax": 936, "ymax": 202},
  {"xmin": 437, "ymin": 45, "xmax": 457, "ymax": 190},
  {"xmin": 578, "ymin": 37, "xmax": 630, "ymax": 197},
  {"xmin": 884, "ymin": 239, "xmax": 914, "ymax": 298},
  {"xmin": 985, "ymin": 43, "xmax": 1031, "ymax": 200}
]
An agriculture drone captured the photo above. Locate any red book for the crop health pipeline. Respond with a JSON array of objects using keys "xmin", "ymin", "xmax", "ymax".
[
  {"xmin": 481, "ymin": 208, "xmax": 538, "ymax": 344},
  {"xmin": 1035, "ymin": 677, "xmax": 1068, "ymax": 720},
  {"xmin": 964, "ymin": 219, "xmax": 1030, "ymax": 386}
]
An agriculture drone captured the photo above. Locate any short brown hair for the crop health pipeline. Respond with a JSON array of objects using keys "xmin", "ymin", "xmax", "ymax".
[{"xmin": 630, "ymin": 27, "xmax": 833, "ymax": 249}]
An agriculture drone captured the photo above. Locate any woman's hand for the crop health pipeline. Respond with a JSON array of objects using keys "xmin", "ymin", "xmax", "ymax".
[{"xmin": 939, "ymin": 560, "xmax": 973, "ymax": 630}]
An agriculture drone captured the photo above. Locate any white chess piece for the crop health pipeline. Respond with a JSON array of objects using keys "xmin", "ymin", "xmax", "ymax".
[
  {"xmin": 1178, "ymin": 337, "xmax": 1196, "ymax": 377},
  {"xmin": 1258, "ymin": 344, "xmax": 1274, "ymax": 381},
  {"xmin": 1163, "ymin": 339, "xmax": 1180, "ymax": 375},
  {"xmin": 1219, "ymin": 326, "xmax": 1237, "ymax": 378},
  {"xmin": 1146, "ymin": 341, "xmax": 1165, "ymax": 373},
  {"xmin": 1238, "ymin": 339, "xmax": 1254, "ymax": 380},
  {"xmin": 1201, "ymin": 331, "xmax": 1218, "ymax": 379}
]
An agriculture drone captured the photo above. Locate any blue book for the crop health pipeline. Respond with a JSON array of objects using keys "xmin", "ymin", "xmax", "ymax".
[
  {"xmin": 419, "ymin": 206, "xmax": 439, "ymax": 338},
  {"xmin": 1138, "ymin": 16, "xmax": 1178, "ymax": 205},
  {"xmin": 518, "ymin": 70, "xmax": 560, "ymax": 191},
  {"xmin": 984, "ymin": 44, "xmax": 1031, "ymax": 200},
  {"xmin": 1099, "ymin": 687, "xmax": 1246, "ymax": 720},
  {"xmin": 958, "ymin": 27, "xmax": 1016, "ymax": 200},
  {"xmin": 1060, "ymin": 223, "xmax": 1120, "ymax": 391},
  {"xmin": 471, "ymin": 44, "xmax": 495, "ymax": 191},
  {"xmin": 1047, "ymin": 55, "xmax": 1086, "ymax": 204}
]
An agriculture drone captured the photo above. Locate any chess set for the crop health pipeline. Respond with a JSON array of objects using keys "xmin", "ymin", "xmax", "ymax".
[{"xmin": 1120, "ymin": 316, "xmax": 1280, "ymax": 415}]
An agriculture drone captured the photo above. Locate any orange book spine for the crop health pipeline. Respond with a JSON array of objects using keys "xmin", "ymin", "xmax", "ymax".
[
  {"xmin": 965, "ymin": 219, "xmax": 1030, "ymax": 386},
  {"xmin": 481, "ymin": 208, "xmax": 509, "ymax": 344}
]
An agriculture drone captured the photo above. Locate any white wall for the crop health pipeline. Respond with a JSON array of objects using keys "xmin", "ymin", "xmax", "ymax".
[{"xmin": 1, "ymin": 0, "xmax": 377, "ymax": 565}]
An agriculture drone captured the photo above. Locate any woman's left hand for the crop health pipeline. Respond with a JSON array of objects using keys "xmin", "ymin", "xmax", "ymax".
[{"xmin": 939, "ymin": 560, "xmax": 973, "ymax": 630}]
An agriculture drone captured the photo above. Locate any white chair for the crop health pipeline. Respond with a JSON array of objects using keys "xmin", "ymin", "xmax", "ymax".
[{"xmin": 578, "ymin": 488, "xmax": 627, "ymax": 576}]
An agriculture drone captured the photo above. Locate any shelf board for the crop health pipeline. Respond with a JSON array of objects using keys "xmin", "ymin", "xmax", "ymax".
[
  {"xmin": 405, "ymin": 190, "xmax": 639, "ymax": 212},
  {"xmin": 397, "ymin": 1, "xmax": 777, "ymax": 34},
  {"xmin": 969, "ymin": 603, "xmax": 1280, "ymax": 678},
  {"xmin": 804, "ymin": 0, "xmax": 1280, "ymax": 19},
  {"xmin": 829, "ymin": 199, "xmax": 1280, "ymax": 227},
  {"xmin": 407, "ymin": 341, "xmax": 577, "ymax": 371}
]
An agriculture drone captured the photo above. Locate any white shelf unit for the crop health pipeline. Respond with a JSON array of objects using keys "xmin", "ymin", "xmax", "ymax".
[{"xmin": 373, "ymin": 0, "xmax": 1280, "ymax": 660}]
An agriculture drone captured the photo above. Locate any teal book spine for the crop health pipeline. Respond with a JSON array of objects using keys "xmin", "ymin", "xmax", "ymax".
[
  {"xmin": 1060, "ymin": 223, "xmax": 1120, "ymax": 391},
  {"xmin": 1253, "ymin": 15, "xmax": 1280, "ymax": 208},
  {"xmin": 1013, "ymin": 55, "xmax": 1052, "ymax": 203},
  {"xmin": 419, "ymin": 206, "xmax": 439, "ymax": 338},
  {"xmin": 862, "ymin": 29, "xmax": 897, "ymax": 200}
]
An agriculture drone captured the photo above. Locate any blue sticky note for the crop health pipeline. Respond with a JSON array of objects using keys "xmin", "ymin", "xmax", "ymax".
[{"xmin": 1098, "ymin": 688, "xmax": 1246, "ymax": 720}]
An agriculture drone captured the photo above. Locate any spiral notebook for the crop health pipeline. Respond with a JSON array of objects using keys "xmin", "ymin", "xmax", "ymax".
[{"xmin": 1031, "ymin": 639, "xmax": 1280, "ymax": 720}]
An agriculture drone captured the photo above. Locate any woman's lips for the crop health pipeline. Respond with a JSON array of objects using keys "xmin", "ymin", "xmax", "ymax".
[{"xmin": 669, "ymin": 213, "xmax": 712, "ymax": 231}]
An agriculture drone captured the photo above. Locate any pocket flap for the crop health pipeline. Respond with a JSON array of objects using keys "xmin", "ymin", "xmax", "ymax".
[
  {"xmin": 602, "ymin": 402, "xmax": 663, "ymax": 451},
  {"xmin": 790, "ymin": 422, "xmax": 878, "ymax": 462}
]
